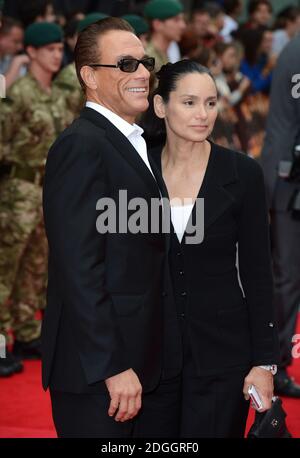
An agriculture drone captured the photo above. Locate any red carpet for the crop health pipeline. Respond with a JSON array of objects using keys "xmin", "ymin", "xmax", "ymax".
[{"xmin": 0, "ymin": 318, "xmax": 299, "ymax": 438}]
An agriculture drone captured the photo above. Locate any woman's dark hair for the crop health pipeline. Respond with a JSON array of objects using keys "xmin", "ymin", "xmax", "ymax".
[
  {"xmin": 239, "ymin": 26, "xmax": 269, "ymax": 65},
  {"xmin": 140, "ymin": 59, "xmax": 216, "ymax": 148}
]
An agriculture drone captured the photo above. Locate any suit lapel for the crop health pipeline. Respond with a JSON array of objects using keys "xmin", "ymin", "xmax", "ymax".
[
  {"xmin": 186, "ymin": 142, "xmax": 239, "ymax": 237},
  {"xmin": 148, "ymin": 152, "xmax": 171, "ymax": 252},
  {"xmin": 80, "ymin": 107, "xmax": 161, "ymax": 199}
]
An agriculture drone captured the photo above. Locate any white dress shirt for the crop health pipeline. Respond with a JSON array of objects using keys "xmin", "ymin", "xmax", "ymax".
[
  {"xmin": 86, "ymin": 101, "xmax": 155, "ymax": 178},
  {"xmin": 167, "ymin": 41, "xmax": 181, "ymax": 63}
]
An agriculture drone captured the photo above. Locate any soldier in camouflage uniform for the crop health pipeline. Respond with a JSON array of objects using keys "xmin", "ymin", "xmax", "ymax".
[
  {"xmin": 143, "ymin": 0, "xmax": 186, "ymax": 93},
  {"xmin": 0, "ymin": 22, "xmax": 73, "ymax": 376}
]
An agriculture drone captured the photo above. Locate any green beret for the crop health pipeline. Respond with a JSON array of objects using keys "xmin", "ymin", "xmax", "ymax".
[
  {"xmin": 78, "ymin": 12, "xmax": 108, "ymax": 33},
  {"xmin": 122, "ymin": 14, "xmax": 149, "ymax": 36},
  {"xmin": 144, "ymin": 0, "xmax": 183, "ymax": 20},
  {"xmin": 24, "ymin": 22, "xmax": 63, "ymax": 47}
]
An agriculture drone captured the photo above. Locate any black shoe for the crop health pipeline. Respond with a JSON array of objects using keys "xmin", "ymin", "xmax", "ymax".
[
  {"xmin": 0, "ymin": 350, "xmax": 24, "ymax": 377},
  {"xmin": 274, "ymin": 371, "xmax": 300, "ymax": 398},
  {"xmin": 13, "ymin": 337, "xmax": 42, "ymax": 360}
]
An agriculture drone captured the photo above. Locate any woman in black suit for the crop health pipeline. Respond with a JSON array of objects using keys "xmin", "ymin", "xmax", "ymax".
[{"xmin": 143, "ymin": 60, "xmax": 280, "ymax": 438}]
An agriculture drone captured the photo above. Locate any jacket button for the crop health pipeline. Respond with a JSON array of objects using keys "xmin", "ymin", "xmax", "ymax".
[
  {"xmin": 162, "ymin": 291, "xmax": 167, "ymax": 297},
  {"xmin": 177, "ymin": 252, "xmax": 181, "ymax": 256},
  {"xmin": 179, "ymin": 271, "xmax": 185, "ymax": 275},
  {"xmin": 269, "ymin": 322, "xmax": 274, "ymax": 328},
  {"xmin": 180, "ymin": 312, "xmax": 185, "ymax": 318},
  {"xmin": 181, "ymin": 292, "xmax": 187, "ymax": 297}
]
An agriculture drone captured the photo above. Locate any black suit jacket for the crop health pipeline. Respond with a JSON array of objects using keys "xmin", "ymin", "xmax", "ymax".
[
  {"xmin": 151, "ymin": 142, "xmax": 280, "ymax": 376},
  {"xmin": 42, "ymin": 107, "xmax": 165, "ymax": 393},
  {"xmin": 260, "ymin": 35, "xmax": 300, "ymax": 211}
]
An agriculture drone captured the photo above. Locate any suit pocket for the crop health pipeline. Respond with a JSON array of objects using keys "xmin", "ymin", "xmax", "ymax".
[{"xmin": 111, "ymin": 294, "xmax": 144, "ymax": 317}]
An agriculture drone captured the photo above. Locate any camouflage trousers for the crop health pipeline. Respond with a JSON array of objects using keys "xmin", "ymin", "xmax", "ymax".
[{"xmin": 0, "ymin": 177, "xmax": 48, "ymax": 344}]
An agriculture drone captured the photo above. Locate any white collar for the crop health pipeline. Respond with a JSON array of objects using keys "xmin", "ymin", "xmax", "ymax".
[{"xmin": 86, "ymin": 101, "xmax": 144, "ymax": 139}]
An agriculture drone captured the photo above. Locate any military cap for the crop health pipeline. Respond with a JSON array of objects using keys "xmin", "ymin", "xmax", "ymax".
[
  {"xmin": 122, "ymin": 14, "xmax": 149, "ymax": 36},
  {"xmin": 144, "ymin": 0, "xmax": 183, "ymax": 20},
  {"xmin": 24, "ymin": 22, "xmax": 63, "ymax": 47},
  {"xmin": 78, "ymin": 12, "xmax": 108, "ymax": 33},
  {"xmin": 0, "ymin": 0, "xmax": 4, "ymax": 12}
]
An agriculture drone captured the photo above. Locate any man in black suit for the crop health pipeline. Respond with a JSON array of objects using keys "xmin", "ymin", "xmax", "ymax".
[
  {"xmin": 42, "ymin": 17, "xmax": 182, "ymax": 437},
  {"xmin": 260, "ymin": 34, "xmax": 300, "ymax": 398}
]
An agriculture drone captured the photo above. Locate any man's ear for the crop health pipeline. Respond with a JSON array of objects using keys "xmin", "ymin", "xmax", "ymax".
[
  {"xmin": 80, "ymin": 65, "xmax": 97, "ymax": 90},
  {"xmin": 26, "ymin": 45, "xmax": 37, "ymax": 60},
  {"xmin": 153, "ymin": 94, "xmax": 166, "ymax": 119},
  {"xmin": 152, "ymin": 18, "xmax": 164, "ymax": 33}
]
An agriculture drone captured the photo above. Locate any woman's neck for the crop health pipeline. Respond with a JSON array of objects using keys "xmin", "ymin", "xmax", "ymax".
[{"xmin": 162, "ymin": 137, "xmax": 210, "ymax": 168}]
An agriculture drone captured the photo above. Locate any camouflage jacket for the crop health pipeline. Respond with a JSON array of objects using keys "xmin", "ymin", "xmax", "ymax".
[
  {"xmin": 54, "ymin": 63, "xmax": 84, "ymax": 119},
  {"xmin": 0, "ymin": 73, "xmax": 73, "ymax": 169},
  {"xmin": 145, "ymin": 41, "xmax": 169, "ymax": 73}
]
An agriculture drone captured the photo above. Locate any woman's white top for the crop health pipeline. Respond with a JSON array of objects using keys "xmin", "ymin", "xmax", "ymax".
[{"xmin": 170, "ymin": 204, "xmax": 194, "ymax": 243}]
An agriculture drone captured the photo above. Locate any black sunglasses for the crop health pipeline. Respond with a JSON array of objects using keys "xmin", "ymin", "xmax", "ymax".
[{"xmin": 89, "ymin": 57, "xmax": 155, "ymax": 73}]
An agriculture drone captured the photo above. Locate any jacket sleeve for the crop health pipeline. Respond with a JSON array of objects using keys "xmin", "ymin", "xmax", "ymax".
[
  {"xmin": 43, "ymin": 132, "xmax": 130, "ymax": 384},
  {"xmin": 237, "ymin": 156, "xmax": 280, "ymax": 366}
]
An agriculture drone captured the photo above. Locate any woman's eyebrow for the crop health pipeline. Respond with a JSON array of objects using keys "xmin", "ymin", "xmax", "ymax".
[
  {"xmin": 179, "ymin": 94, "xmax": 198, "ymax": 98},
  {"xmin": 179, "ymin": 94, "xmax": 218, "ymax": 101}
]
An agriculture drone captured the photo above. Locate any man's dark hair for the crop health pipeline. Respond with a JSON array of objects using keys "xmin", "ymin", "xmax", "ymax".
[
  {"xmin": 19, "ymin": 0, "xmax": 53, "ymax": 27},
  {"xmin": 223, "ymin": 0, "xmax": 241, "ymax": 16},
  {"xmin": 74, "ymin": 17, "xmax": 134, "ymax": 91},
  {"xmin": 0, "ymin": 16, "xmax": 23, "ymax": 36},
  {"xmin": 274, "ymin": 6, "xmax": 300, "ymax": 30},
  {"xmin": 204, "ymin": 2, "xmax": 224, "ymax": 19},
  {"xmin": 248, "ymin": 0, "xmax": 272, "ymax": 16},
  {"xmin": 64, "ymin": 18, "xmax": 79, "ymax": 39},
  {"xmin": 191, "ymin": 7, "xmax": 210, "ymax": 20}
]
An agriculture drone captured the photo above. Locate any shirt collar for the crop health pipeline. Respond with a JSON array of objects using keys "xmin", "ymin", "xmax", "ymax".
[{"xmin": 86, "ymin": 101, "xmax": 144, "ymax": 139}]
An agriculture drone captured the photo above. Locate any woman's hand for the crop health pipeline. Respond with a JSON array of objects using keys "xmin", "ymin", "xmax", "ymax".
[{"xmin": 243, "ymin": 367, "xmax": 274, "ymax": 412}]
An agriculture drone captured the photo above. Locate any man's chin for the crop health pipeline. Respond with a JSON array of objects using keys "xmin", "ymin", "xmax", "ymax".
[
  {"xmin": 133, "ymin": 100, "xmax": 149, "ymax": 114},
  {"xmin": 51, "ymin": 66, "xmax": 61, "ymax": 73}
]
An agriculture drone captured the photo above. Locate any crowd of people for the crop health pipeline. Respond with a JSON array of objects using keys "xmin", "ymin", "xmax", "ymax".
[{"xmin": 0, "ymin": 0, "xmax": 300, "ymax": 438}]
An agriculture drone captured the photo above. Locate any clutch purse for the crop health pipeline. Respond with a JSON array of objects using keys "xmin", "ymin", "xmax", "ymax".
[{"xmin": 247, "ymin": 397, "xmax": 292, "ymax": 438}]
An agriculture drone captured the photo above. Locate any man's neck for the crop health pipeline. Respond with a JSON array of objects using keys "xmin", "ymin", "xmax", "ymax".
[
  {"xmin": 86, "ymin": 97, "xmax": 135, "ymax": 125},
  {"xmin": 151, "ymin": 33, "xmax": 171, "ymax": 54}
]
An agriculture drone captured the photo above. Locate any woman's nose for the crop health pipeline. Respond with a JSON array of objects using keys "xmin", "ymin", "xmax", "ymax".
[{"xmin": 195, "ymin": 106, "xmax": 208, "ymax": 120}]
